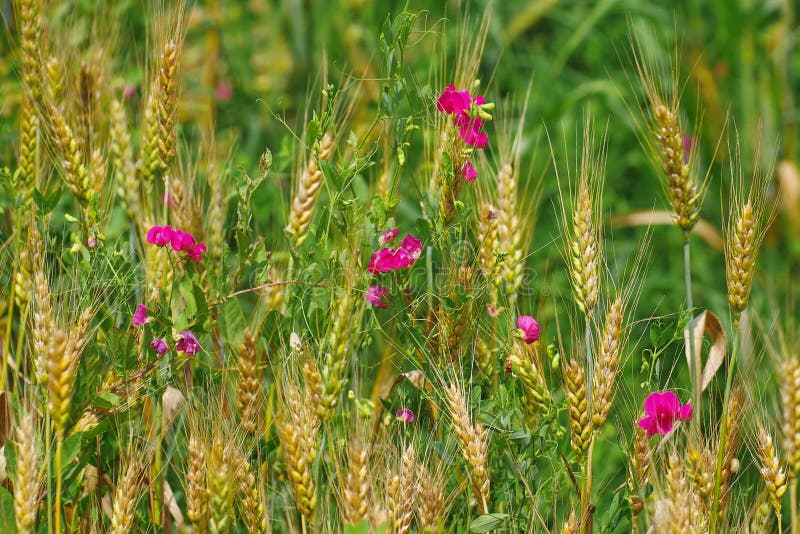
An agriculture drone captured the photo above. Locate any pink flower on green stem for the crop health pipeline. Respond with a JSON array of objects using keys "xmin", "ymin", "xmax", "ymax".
[
  {"xmin": 436, "ymin": 84, "xmax": 471, "ymax": 114},
  {"xmin": 365, "ymin": 285, "xmax": 389, "ymax": 308},
  {"xmin": 150, "ymin": 338, "xmax": 169, "ymax": 355},
  {"xmin": 462, "ymin": 161, "xmax": 477, "ymax": 182},
  {"xmin": 517, "ymin": 315, "xmax": 540, "ymax": 344},
  {"xmin": 176, "ymin": 331, "xmax": 202, "ymax": 355},
  {"xmin": 396, "ymin": 408, "xmax": 415, "ymax": 423},
  {"xmin": 132, "ymin": 304, "xmax": 150, "ymax": 326},
  {"xmin": 146, "ymin": 225, "xmax": 207, "ymax": 262},
  {"xmin": 367, "ymin": 234, "xmax": 423, "ymax": 274},
  {"xmin": 637, "ymin": 391, "xmax": 692, "ymax": 436}
]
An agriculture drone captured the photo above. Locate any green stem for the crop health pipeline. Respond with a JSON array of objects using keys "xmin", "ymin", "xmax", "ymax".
[
  {"xmin": 54, "ymin": 432, "xmax": 63, "ymax": 534},
  {"xmin": 791, "ymin": 478, "xmax": 797, "ymax": 534},
  {"xmin": 1, "ymin": 279, "xmax": 15, "ymax": 391},
  {"xmin": 583, "ymin": 436, "xmax": 596, "ymax": 534},
  {"xmin": 46, "ymin": 413, "xmax": 52, "ymax": 534},
  {"xmin": 684, "ymin": 234, "xmax": 700, "ymax": 439},
  {"xmin": 710, "ymin": 327, "xmax": 741, "ymax": 532},
  {"xmin": 585, "ymin": 318, "xmax": 593, "ymax": 416}
]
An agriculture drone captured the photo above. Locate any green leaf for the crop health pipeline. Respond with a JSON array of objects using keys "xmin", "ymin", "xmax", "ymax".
[
  {"xmin": 93, "ymin": 392, "xmax": 121, "ymax": 409},
  {"xmin": 470, "ymin": 513, "xmax": 509, "ymax": 533},
  {"xmin": 0, "ymin": 486, "xmax": 16, "ymax": 533},
  {"xmin": 61, "ymin": 432, "xmax": 84, "ymax": 473},
  {"xmin": 344, "ymin": 520, "xmax": 373, "ymax": 534}
]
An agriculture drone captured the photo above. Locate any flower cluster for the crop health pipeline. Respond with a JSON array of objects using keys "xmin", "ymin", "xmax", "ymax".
[
  {"xmin": 367, "ymin": 233, "xmax": 422, "ymax": 274},
  {"xmin": 146, "ymin": 225, "xmax": 207, "ymax": 261},
  {"xmin": 364, "ymin": 230, "xmax": 423, "ymax": 309},
  {"xmin": 637, "ymin": 391, "xmax": 692, "ymax": 436},
  {"xmin": 131, "ymin": 304, "xmax": 202, "ymax": 357},
  {"xmin": 437, "ymin": 84, "xmax": 492, "ymax": 181}
]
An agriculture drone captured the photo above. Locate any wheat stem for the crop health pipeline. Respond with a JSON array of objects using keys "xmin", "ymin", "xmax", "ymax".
[
  {"xmin": 710, "ymin": 328, "xmax": 740, "ymax": 532},
  {"xmin": 683, "ymin": 233, "xmax": 700, "ymax": 437},
  {"xmin": 791, "ymin": 480, "xmax": 798, "ymax": 534},
  {"xmin": 54, "ymin": 433, "xmax": 63, "ymax": 534}
]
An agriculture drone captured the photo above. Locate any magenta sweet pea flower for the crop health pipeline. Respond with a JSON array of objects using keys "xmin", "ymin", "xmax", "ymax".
[
  {"xmin": 396, "ymin": 408, "xmax": 415, "ymax": 423},
  {"xmin": 170, "ymin": 229, "xmax": 196, "ymax": 252},
  {"xmin": 436, "ymin": 84, "xmax": 471, "ymax": 114},
  {"xmin": 367, "ymin": 234, "xmax": 423, "ymax": 274},
  {"xmin": 379, "ymin": 228, "xmax": 399, "ymax": 245},
  {"xmin": 462, "ymin": 161, "xmax": 477, "ymax": 182},
  {"xmin": 146, "ymin": 225, "xmax": 173, "ymax": 247},
  {"xmin": 186, "ymin": 243, "xmax": 207, "ymax": 262},
  {"xmin": 365, "ymin": 285, "xmax": 389, "ymax": 308},
  {"xmin": 637, "ymin": 391, "xmax": 692, "ymax": 436},
  {"xmin": 176, "ymin": 331, "xmax": 202, "ymax": 355},
  {"xmin": 149, "ymin": 338, "xmax": 169, "ymax": 355},
  {"xmin": 517, "ymin": 315, "xmax": 540, "ymax": 344},
  {"xmin": 132, "ymin": 304, "xmax": 150, "ymax": 326},
  {"xmin": 400, "ymin": 235, "xmax": 422, "ymax": 261}
]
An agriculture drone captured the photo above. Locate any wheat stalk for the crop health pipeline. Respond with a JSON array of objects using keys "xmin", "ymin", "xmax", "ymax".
[
  {"xmin": 13, "ymin": 411, "xmax": 39, "ymax": 534},
  {"xmin": 232, "ymin": 448, "xmax": 267, "ymax": 534},
  {"xmin": 564, "ymin": 358, "xmax": 591, "ymax": 458},
  {"xmin": 342, "ymin": 437, "xmax": 370, "ymax": 525},
  {"xmin": 276, "ymin": 382, "xmax": 319, "ymax": 527},
  {"xmin": 386, "ymin": 444, "xmax": 417, "ymax": 534},
  {"xmin": 285, "ymin": 132, "xmax": 334, "ymax": 247},
  {"xmin": 445, "ymin": 383, "xmax": 490, "ymax": 514},
  {"xmin": 236, "ymin": 328, "xmax": 262, "ymax": 434},
  {"xmin": 757, "ymin": 428, "xmax": 788, "ymax": 519},
  {"xmin": 186, "ymin": 433, "xmax": 209, "ymax": 532},
  {"xmin": 592, "ymin": 295, "xmax": 624, "ymax": 428},
  {"xmin": 110, "ymin": 454, "xmax": 144, "ymax": 534}
]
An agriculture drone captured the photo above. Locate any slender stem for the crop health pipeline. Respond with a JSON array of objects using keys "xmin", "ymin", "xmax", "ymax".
[
  {"xmin": 1, "ymin": 280, "xmax": 15, "ymax": 391},
  {"xmin": 710, "ymin": 327, "xmax": 741, "ymax": 532},
  {"xmin": 584, "ymin": 436, "xmax": 596, "ymax": 534},
  {"xmin": 791, "ymin": 478, "xmax": 798, "ymax": 534},
  {"xmin": 46, "ymin": 413, "xmax": 52, "ymax": 534},
  {"xmin": 684, "ymin": 234, "xmax": 700, "ymax": 439},
  {"xmin": 301, "ymin": 515, "xmax": 307, "ymax": 534},
  {"xmin": 54, "ymin": 433, "xmax": 64, "ymax": 534},
  {"xmin": 585, "ymin": 318, "xmax": 593, "ymax": 416}
]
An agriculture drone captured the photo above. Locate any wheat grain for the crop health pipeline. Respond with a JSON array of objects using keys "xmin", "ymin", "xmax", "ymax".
[{"xmin": 445, "ymin": 383, "xmax": 490, "ymax": 514}]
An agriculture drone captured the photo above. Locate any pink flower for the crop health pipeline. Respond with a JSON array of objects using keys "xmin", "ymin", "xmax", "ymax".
[
  {"xmin": 379, "ymin": 228, "xmax": 399, "ymax": 245},
  {"xmin": 146, "ymin": 225, "xmax": 173, "ymax": 247},
  {"xmin": 436, "ymin": 84, "xmax": 471, "ymax": 114},
  {"xmin": 365, "ymin": 285, "xmax": 389, "ymax": 308},
  {"xmin": 367, "ymin": 235, "xmax": 422, "ymax": 274},
  {"xmin": 149, "ymin": 338, "xmax": 169, "ymax": 355},
  {"xmin": 170, "ymin": 229, "xmax": 196, "ymax": 252},
  {"xmin": 517, "ymin": 315, "xmax": 540, "ymax": 344},
  {"xmin": 400, "ymin": 235, "xmax": 422, "ymax": 261},
  {"xmin": 187, "ymin": 243, "xmax": 207, "ymax": 262},
  {"xmin": 456, "ymin": 115, "xmax": 488, "ymax": 148},
  {"xmin": 462, "ymin": 161, "xmax": 477, "ymax": 182},
  {"xmin": 176, "ymin": 331, "xmax": 202, "ymax": 355},
  {"xmin": 396, "ymin": 408, "xmax": 415, "ymax": 423},
  {"xmin": 215, "ymin": 82, "xmax": 233, "ymax": 102},
  {"xmin": 132, "ymin": 304, "xmax": 150, "ymax": 326},
  {"xmin": 123, "ymin": 85, "xmax": 137, "ymax": 100},
  {"xmin": 637, "ymin": 391, "xmax": 692, "ymax": 436}
]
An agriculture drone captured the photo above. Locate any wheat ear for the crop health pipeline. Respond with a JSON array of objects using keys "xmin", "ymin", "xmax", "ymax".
[
  {"xmin": 509, "ymin": 341, "xmax": 551, "ymax": 428},
  {"xmin": 286, "ymin": 132, "xmax": 334, "ymax": 247},
  {"xmin": 110, "ymin": 454, "xmax": 144, "ymax": 534},
  {"xmin": 757, "ymin": 428, "xmax": 788, "ymax": 519},
  {"xmin": 592, "ymin": 295, "xmax": 624, "ymax": 428},
  {"xmin": 445, "ymin": 383, "xmax": 490, "ymax": 514},
  {"xmin": 417, "ymin": 460, "xmax": 446, "ymax": 533},
  {"xmin": 386, "ymin": 444, "xmax": 417, "ymax": 534},
  {"xmin": 232, "ymin": 448, "xmax": 268, "ymax": 534},
  {"xmin": 781, "ymin": 356, "xmax": 800, "ymax": 475},
  {"xmin": 564, "ymin": 358, "xmax": 591, "ymax": 458},
  {"xmin": 276, "ymin": 382, "xmax": 319, "ymax": 526},
  {"xmin": 13, "ymin": 411, "xmax": 39, "ymax": 534},
  {"xmin": 186, "ymin": 433, "xmax": 210, "ymax": 531},
  {"xmin": 236, "ymin": 328, "xmax": 262, "ymax": 434},
  {"xmin": 208, "ymin": 436, "xmax": 234, "ymax": 533},
  {"xmin": 342, "ymin": 437, "xmax": 370, "ymax": 525}
]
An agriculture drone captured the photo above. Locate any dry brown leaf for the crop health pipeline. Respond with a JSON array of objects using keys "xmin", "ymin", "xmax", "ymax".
[
  {"xmin": 612, "ymin": 210, "xmax": 724, "ymax": 251},
  {"xmin": 162, "ymin": 386, "xmax": 185, "ymax": 431},
  {"xmin": 684, "ymin": 310, "xmax": 727, "ymax": 391}
]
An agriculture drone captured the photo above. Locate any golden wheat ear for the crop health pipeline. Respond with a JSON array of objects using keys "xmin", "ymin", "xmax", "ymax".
[{"xmin": 13, "ymin": 410, "xmax": 40, "ymax": 534}]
